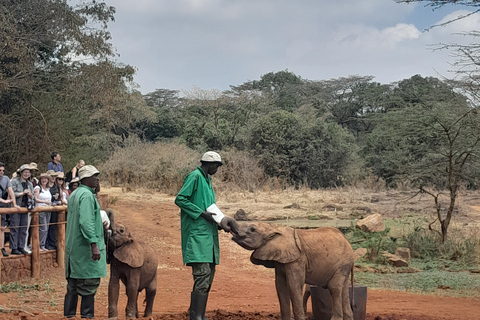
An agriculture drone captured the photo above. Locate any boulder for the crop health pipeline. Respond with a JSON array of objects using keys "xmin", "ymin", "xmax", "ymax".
[
  {"xmin": 234, "ymin": 209, "xmax": 249, "ymax": 221},
  {"xmin": 382, "ymin": 252, "xmax": 409, "ymax": 267},
  {"xmin": 395, "ymin": 247, "xmax": 411, "ymax": 262},
  {"xmin": 354, "ymin": 248, "xmax": 368, "ymax": 261},
  {"xmin": 356, "ymin": 213, "xmax": 385, "ymax": 233}
]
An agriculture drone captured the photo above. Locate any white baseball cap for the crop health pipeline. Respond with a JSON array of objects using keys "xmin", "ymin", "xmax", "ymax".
[{"xmin": 201, "ymin": 151, "xmax": 222, "ymax": 165}]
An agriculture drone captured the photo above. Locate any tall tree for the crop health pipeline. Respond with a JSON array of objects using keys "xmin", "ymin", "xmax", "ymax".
[{"xmin": 0, "ymin": 0, "xmax": 154, "ymax": 168}]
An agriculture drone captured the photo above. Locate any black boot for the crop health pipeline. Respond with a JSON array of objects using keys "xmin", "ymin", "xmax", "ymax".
[
  {"xmin": 189, "ymin": 291, "xmax": 209, "ymax": 320},
  {"xmin": 80, "ymin": 294, "xmax": 95, "ymax": 318},
  {"xmin": 64, "ymin": 293, "xmax": 78, "ymax": 318}
]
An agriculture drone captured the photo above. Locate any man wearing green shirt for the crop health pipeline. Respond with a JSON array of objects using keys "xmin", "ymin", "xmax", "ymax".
[
  {"xmin": 175, "ymin": 151, "xmax": 238, "ymax": 320},
  {"xmin": 64, "ymin": 165, "xmax": 106, "ymax": 319}
]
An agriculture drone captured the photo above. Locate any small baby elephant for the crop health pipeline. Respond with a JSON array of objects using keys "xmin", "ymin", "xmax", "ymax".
[{"xmin": 105, "ymin": 210, "xmax": 158, "ymax": 319}]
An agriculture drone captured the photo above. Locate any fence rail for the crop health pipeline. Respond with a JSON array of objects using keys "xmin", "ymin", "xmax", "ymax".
[{"xmin": 0, "ymin": 205, "xmax": 67, "ymax": 283}]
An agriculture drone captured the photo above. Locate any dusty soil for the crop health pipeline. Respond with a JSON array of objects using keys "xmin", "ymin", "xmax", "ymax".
[{"xmin": 1, "ymin": 187, "xmax": 480, "ymax": 320}]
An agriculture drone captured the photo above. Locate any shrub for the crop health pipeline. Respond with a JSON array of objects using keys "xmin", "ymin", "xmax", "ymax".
[
  {"xmin": 98, "ymin": 139, "xmax": 200, "ymax": 195},
  {"xmin": 99, "ymin": 141, "xmax": 276, "ymax": 194}
]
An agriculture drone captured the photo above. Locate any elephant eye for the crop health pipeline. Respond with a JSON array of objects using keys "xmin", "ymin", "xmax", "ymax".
[
  {"xmin": 250, "ymin": 226, "xmax": 256, "ymax": 233},
  {"xmin": 119, "ymin": 228, "xmax": 124, "ymax": 233}
]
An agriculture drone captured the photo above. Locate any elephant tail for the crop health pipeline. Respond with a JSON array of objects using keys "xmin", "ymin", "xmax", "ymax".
[{"xmin": 350, "ymin": 264, "xmax": 355, "ymax": 308}]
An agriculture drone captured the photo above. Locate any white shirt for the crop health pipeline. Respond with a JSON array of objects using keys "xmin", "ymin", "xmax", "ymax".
[{"xmin": 34, "ymin": 185, "xmax": 51, "ymax": 207}]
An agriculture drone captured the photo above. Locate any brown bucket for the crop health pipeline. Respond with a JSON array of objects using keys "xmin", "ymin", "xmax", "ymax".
[{"xmin": 309, "ymin": 285, "xmax": 367, "ymax": 320}]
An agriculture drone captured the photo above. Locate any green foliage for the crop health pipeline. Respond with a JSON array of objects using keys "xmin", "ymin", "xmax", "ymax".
[
  {"xmin": 403, "ymin": 228, "xmax": 480, "ymax": 267},
  {"xmin": 355, "ymin": 270, "xmax": 480, "ymax": 297},
  {"xmin": 347, "ymin": 226, "xmax": 397, "ymax": 263},
  {"xmin": 0, "ymin": 0, "xmax": 154, "ymax": 171},
  {"xmin": 0, "ymin": 282, "xmax": 39, "ymax": 293}
]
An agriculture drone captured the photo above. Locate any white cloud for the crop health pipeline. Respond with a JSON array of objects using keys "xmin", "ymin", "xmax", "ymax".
[{"xmin": 102, "ymin": 1, "xmax": 480, "ymax": 92}]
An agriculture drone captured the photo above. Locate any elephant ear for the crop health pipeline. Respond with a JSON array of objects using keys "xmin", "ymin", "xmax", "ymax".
[
  {"xmin": 250, "ymin": 255, "xmax": 275, "ymax": 268},
  {"xmin": 252, "ymin": 226, "xmax": 302, "ymax": 264},
  {"xmin": 113, "ymin": 240, "xmax": 145, "ymax": 268}
]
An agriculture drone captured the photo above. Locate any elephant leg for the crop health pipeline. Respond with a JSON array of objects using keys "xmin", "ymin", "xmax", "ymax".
[
  {"xmin": 144, "ymin": 279, "xmax": 157, "ymax": 317},
  {"xmin": 341, "ymin": 277, "xmax": 353, "ymax": 320},
  {"xmin": 125, "ymin": 274, "xmax": 140, "ymax": 319},
  {"xmin": 302, "ymin": 285, "xmax": 310, "ymax": 315},
  {"xmin": 327, "ymin": 276, "xmax": 345, "ymax": 320},
  {"xmin": 275, "ymin": 267, "xmax": 292, "ymax": 320},
  {"xmin": 108, "ymin": 271, "xmax": 120, "ymax": 318},
  {"xmin": 285, "ymin": 266, "xmax": 306, "ymax": 320}
]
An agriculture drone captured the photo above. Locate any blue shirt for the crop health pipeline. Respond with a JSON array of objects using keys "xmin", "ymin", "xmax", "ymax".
[{"xmin": 47, "ymin": 162, "xmax": 64, "ymax": 172}]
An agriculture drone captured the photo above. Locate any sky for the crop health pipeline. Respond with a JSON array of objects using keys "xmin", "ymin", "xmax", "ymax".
[{"xmin": 97, "ymin": 0, "xmax": 480, "ymax": 94}]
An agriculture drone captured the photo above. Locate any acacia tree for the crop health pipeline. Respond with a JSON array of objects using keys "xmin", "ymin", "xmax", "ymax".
[{"xmin": 364, "ymin": 76, "xmax": 480, "ymax": 242}]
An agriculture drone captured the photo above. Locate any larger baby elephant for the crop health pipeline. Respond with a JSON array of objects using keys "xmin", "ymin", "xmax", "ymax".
[
  {"xmin": 232, "ymin": 222, "xmax": 354, "ymax": 320},
  {"xmin": 106, "ymin": 210, "xmax": 158, "ymax": 319}
]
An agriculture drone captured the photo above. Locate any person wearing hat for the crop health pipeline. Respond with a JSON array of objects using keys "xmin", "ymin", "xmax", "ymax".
[
  {"xmin": 10, "ymin": 164, "xmax": 34, "ymax": 255},
  {"xmin": 28, "ymin": 162, "xmax": 39, "ymax": 187},
  {"xmin": 47, "ymin": 152, "xmax": 64, "ymax": 173},
  {"xmin": 0, "ymin": 162, "xmax": 20, "ymax": 257},
  {"xmin": 68, "ymin": 177, "xmax": 80, "ymax": 195},
  {"xmin": 34, "ymin": 173, "xmax": 52, "ymax": 251},
  {"xmin": 64, "ymin": 165, "xmax": 106, "ymax": 319},
  {"xmin": 175, "ymin": 151, "xmax": 238, "ymax": 320}
]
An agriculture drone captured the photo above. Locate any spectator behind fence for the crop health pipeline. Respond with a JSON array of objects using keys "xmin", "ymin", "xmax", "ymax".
[
  {"xmin": 11, "ymin": 164, "xmax": 34, "ymax": 255},
  {"xmin": 66, "ymin": 160, "xmax": 85, "ymax": 185},
  {"xmin": 29, "ymin": 162, "xmax": 39, "ymax": 187},
  {"xmin": 0, "ymin": 162, "xmax": 20, "ymax": 257},
  {"xmin": 24, "ymin": 161, "xmax": 40, "ymax": 252},
  {"xmin": 68, "ymin": 177, "xmax": 80, "ymax": 195},
  {"xmin": 48, "ymin": 152, "xmax": 64, "ymax": 173},
  {"xmin": 56, "ymin": 172, "xmax": 68, "ymax": 204},
  {"xmin": 34, "ymin": 173, "xmax": 52, "ymax": 252},
  {"xmin": 45, "ymin": 170, "xmax": 59, "ymax": 251}
]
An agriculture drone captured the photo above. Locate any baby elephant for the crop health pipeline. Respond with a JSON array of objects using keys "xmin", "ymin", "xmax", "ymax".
[
  {"xmin": 106, "ymin": 210, "xmax": 158, "ymax": 319},
  {"xmin": 232, "ymin": 222, "xmax": 354, "ymax": 320}
]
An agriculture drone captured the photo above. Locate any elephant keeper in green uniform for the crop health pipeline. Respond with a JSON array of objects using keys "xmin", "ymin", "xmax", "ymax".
[
  {"xmin": 175, "ymin": 151, "xmax": 238, "ymax": 320},
  {"xmin": 64, "ymin": 165, "xmax": 106, "ymax": 319}
]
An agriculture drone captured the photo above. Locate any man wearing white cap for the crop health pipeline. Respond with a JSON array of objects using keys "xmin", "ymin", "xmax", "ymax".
[
  {"xmin": 175, "ymin": 151, "xmax": 238, "ymax": 320},
  {"xmin": 64, "ymin": 165, "xmax": 106, "ymax": 319}
]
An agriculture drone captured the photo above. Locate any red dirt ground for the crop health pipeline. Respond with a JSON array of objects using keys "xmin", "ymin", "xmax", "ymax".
[{"xmin": 0, "ymin": 188, "xmax": 480, "ymax": 320}]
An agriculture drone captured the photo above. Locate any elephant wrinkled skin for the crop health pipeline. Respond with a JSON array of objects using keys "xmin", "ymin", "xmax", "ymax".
[
  {"xmin": 232, "ymin": 222, "xmax": 354, "ymax": 320},
  {"xmin": 105, "ymin": 210, "xmax": 158, "ymax": 319}
]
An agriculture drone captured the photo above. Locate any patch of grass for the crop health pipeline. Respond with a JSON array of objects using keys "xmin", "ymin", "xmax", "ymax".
[
  {"xmin": 355, "ymin": 270, "xmax": 480, "ymax": 297},
  {"xmin": 0, "ymin": 282, "xmax": 40, "ymax": 293}
]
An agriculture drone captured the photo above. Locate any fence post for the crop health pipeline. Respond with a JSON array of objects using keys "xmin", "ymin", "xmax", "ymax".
[
  {"xmin": 31, "ymin": 211, "xmax": 40, "ymax": 278},
  {"xmin": 57, "ymin": 210, "xmax": 65, "ymax": 268}
]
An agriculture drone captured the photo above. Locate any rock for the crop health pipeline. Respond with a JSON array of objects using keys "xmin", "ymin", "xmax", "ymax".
[
  {"xmin": 284, "ymin": 203, "xmax": 301, "ymax": 209},
  {"xmin": 395, "ymin": 247, "xmax": 411, "ymax": 262},
  {"xmin": 354, "ymin": 248, "xmax": 368, "ymax": 261},
  {"xmin": 356, "ymin": 213, "xmax": 385, "ymax": 232},
  {"xmin": 386, "ymin": 254, "xmax": 409, "ymax": 267},
  {"xmin": 234, "ymin": 209, "xmax": 249, "ymax": 221}
]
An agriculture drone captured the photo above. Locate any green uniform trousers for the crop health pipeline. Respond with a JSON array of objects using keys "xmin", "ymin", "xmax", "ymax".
[{"xmin": 190, "ymin": 263, "xmax": 216, "ymax": 293}]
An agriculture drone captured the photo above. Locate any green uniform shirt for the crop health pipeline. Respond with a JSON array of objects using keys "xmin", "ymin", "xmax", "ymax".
[
  {"xmin": 175, "ymin": 167, "xmax": 220, "ymax": 265},
  {"xmin": 65, "ymin": 185, "xmax": 106, "ymax": 279}
]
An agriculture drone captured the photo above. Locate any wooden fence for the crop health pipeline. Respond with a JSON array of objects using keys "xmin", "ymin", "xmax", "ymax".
[{"xmin": 0, "ymin": 205, "xmax": 67, "ymax": 283}]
